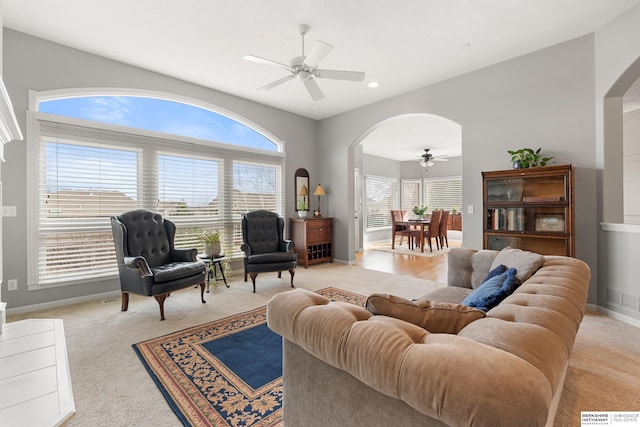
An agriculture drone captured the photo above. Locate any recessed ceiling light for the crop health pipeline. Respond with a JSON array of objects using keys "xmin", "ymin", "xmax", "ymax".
[{"xmin": 368, "ymin": 81, "xmax": 380, "ymax": 88}]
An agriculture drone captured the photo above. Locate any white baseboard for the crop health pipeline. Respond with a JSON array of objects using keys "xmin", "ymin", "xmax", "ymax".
[
  {"xmin": 590, "ymin": 303, "xmax": 640, "ymax": 328},
  {"xmin": 6, "ymin": 290, "xmax": 121, "ymax": 316}
]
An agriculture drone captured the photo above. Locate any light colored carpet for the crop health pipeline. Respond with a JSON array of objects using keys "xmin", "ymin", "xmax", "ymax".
[{"xmin": 8, "ymin": 263, "xmax": 640, "ymax": 426}]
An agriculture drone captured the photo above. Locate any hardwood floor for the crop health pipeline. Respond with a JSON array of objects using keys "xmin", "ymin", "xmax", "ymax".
[{"xmin": 354, "ymin": 239, "xmax": 461, "ymax": 283}]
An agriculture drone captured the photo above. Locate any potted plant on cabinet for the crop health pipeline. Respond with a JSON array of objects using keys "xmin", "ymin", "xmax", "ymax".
[
  {"xmin": 297, "ymin": 199, "xmax": 309, "ymax": 218},
  {"xmin": 198, "ymin": 230, "xmax": 221, "ymax": 257},
  {"xmin": 507, "ymin": 147, "xmax": 554, "ymax": 169}
]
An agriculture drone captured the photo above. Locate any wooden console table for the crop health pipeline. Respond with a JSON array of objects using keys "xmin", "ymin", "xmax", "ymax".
[
  {"xmin": 290, "ymin": 217, "xmax": 333, "ymax": 268},
  {"xmin": 0, "ymin": 319, "xmax": 75, "ymax": 426}
]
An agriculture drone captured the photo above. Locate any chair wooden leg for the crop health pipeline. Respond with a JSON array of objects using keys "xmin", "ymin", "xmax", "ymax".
[
  {"xmin": 199, "ymin": 282, "xmax": 206, "ymax": 304},
  {"xmin": 289, "ymin": 269, "xmax": 295, "ymax": 288},
  {"xmin": 250, "ymin": 273, "xmax": 258, "ymax": 293},
  {"xmin": 121, "ymin": 292, "xmax": 129, "ymax": 312},
  {"xmin": 244, "ymin": 271, "xmax": 248, "ymax": 282},
  {"xmin": 278, "ymin": 271, "xmax": 282, "ymax": 278},
  {"xmin": 391, "ymin": 232, "xmax": 395, "ymax": 249},
  {"xmin": 154, "ymin": 293, "xmax": 168, "ymax": 321}
]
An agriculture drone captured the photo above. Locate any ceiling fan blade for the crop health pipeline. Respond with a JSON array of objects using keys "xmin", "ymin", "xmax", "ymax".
[
  {"xmin": 315, "ymin": 69, "xmax": 365, "ymax": 81},
  {"xmin": 303, "ymin": 77, "xmax": 325, "ymax": 101},
  {"xmin": 257, "ymin": 75, "xmax": 295, "ymax": 92},
  {"xmin": 243, "ymin": 55, "xmax": 293, "ymax": 72},
  {"xmin": 303, "ymin": 40, "xmax": 333, "ymax": 68}
]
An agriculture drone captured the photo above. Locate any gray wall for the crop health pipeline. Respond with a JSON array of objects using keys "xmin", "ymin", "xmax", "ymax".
[
  {"xmin": 1, "ymin": 29, "xmax": 317, "ymax": 309},
  {"xmin": 318, "ymin": 35, "xmax": 598, "ymax": 301},
  {"xmin": 595, "ymin": 3, "xmax": 640, "ymax": 323}
]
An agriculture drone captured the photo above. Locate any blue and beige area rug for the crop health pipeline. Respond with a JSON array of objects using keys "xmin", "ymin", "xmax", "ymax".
[{"xmin": 133, "ymin": 287, "xmax": 365, "ymax": 427}]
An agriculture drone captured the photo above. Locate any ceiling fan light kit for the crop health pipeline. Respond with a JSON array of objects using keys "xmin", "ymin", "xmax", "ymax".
[
  {"xmin": 419, "ymin": 148, "xmax": 448, "ymax": 171},
  {"xmin": 243, "ymin": 24, "xmax": 366, "ymax": 101}
]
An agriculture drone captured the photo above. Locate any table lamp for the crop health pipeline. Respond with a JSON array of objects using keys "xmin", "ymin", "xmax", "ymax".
[{"xmin": 313, "ymin": 184, "xmax": 326, "ymax": 217}]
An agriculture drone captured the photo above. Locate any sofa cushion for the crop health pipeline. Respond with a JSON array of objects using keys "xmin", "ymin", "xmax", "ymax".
[
  {"xmin": 461, "ymin": 267, "xmax": 520, "ymax": 312},
  {"xmin": 447, "ymin": 248, "xmax": 500, "ymax": 289},
  {"xmin": 365, "ymin": 293, "xmax": 486, "ymax": 334},
  {"xmin": 490, "ymin": 247, "xmax": 544, "ymax": 282}
]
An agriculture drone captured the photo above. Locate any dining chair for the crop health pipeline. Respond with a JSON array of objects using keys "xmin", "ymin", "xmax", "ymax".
[
  {"xmin": 390, "ymin": 210, "xmax": 419, "ymax": 249},
  {"xmin": 422, "ymin": 209, "xmax": 442, "ymax": 252},
  {"xmin": 439, "ymin": 210, "xmax": 450, "ymax": 248}
]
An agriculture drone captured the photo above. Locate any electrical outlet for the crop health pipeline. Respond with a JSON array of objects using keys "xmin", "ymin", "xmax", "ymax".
[
  {"xmin": 467, "ymin": 205, "xmax": 474, "ymax": 214},
  {"xmin": 7, "ymin": 279, "xmax": 18, "ymax": 291}
]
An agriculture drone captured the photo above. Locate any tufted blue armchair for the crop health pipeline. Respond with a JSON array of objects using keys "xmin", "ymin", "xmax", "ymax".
[
  {"xmin": 241, "ymin": 210, "xmax": 297, "ymax": 293},
  {"xmin": 110, "ymin": 209, "xmax": 207, "ymax": 320}
]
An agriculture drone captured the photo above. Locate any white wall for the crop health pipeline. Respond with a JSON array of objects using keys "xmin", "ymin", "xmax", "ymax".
[
  {"xmin": 318, "ymin": 35, "xmax": 598, "ymax": 303},
  {"xmin": 595, "ymin": 3, "xmax": 640, "ymax": 322},
  {"xmin": 1, "ymin": 29, "xmax": 318, "ymax": 309}
]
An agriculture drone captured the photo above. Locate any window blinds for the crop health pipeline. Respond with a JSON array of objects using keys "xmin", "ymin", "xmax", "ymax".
[
  {"xmin": 365, "ymin": 175, "xmax": 396, "ymax": 229},
  {"xmin": 34, "ymin": 119, "xmax": 284, "ymax": 286}
]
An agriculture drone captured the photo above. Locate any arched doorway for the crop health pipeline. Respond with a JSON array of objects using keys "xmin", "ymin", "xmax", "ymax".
[{"xmin": 348, "ymin": 113, "xmax": 462, "ymax": 255}]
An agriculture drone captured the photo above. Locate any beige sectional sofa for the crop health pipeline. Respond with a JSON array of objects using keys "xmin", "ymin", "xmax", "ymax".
[{"xmin": 266, "ymin": 248, "xmax": 591, "ymax": 427}]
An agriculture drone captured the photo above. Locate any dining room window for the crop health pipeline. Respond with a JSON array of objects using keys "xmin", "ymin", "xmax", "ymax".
[
  {"xmin": 424, "ymin": 177, "xmax": 462, "ymax": 212},
  {"xmin": 401, "ymin": 179, "xmax": 422, "ymax": 212},
  {"xmin": 365, "ymin": 175, "xmax": 397, "ymax": 230}
]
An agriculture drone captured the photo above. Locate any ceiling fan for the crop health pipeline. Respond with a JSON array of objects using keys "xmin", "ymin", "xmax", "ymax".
[
  {"xmin": 243, "ymin": 24, "xmax": 365, "ymax": 101},
  {"xmin": 419, "ymin": 149, "xmax": 448, "ymax": 170}
]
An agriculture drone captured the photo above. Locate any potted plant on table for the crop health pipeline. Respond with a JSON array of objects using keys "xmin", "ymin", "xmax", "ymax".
[
  {"xmin": 198, "ymin": 230, "xmax": 221, "ymax": 257},
  {"xmin": 412, "ymin": 205, "xmax": 429, "ymax": 219}
]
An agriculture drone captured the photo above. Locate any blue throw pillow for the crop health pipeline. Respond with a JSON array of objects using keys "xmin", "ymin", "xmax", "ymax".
[
  {"xmin": 461, "ymin": 267, "xmax": 520, "ymax": 312},
  {"xmin": 482, "ymin": 264, "xmax": 507, "ymax": 282}
]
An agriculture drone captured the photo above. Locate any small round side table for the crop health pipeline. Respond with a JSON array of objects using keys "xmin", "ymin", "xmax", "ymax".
[{"xmin": 197, "ymin": 254, "xmax": 230, "ymax": 292}]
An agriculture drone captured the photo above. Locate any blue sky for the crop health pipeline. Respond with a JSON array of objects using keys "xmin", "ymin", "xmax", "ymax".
[{"xmin": 39, "ymin": 96, "xmax": 277, "ymax": 151}]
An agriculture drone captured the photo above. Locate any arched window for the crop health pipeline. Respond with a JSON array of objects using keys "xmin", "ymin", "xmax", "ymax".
[
  {"xmin": 28, "ymin": 91, "xmax": 285, "ymax": 289},
  {"xmin": 38, "ymin": 95, "xmax": 280, "ymax": 151}
]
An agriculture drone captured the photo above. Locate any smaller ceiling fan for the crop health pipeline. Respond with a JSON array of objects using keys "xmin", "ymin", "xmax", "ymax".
[
  {"xmin": 419, "ymin": 149, "xmax": 448, "ymax": 170},
  {"xmin": 243, "ymin": 24, "xmax": 365, "ymax": 101}
]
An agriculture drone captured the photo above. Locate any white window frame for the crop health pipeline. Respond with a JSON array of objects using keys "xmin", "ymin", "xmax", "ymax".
[{"xmin": 26, "ymin": 89, "xmax": 286, "ymax": 290}]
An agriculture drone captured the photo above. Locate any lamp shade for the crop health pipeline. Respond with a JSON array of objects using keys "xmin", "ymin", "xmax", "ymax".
[
  {"xmin": 313, "ymin": 184, "xmax": 326, "ymax": 196},
  {"xmin": 299, "ymin": 184, "xmax": 308, "ymax": 196}
]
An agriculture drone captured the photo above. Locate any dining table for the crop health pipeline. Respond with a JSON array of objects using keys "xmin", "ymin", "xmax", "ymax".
[{"xmin": 401, "ymin": 219, "xmax": 430, "ymax": 253}]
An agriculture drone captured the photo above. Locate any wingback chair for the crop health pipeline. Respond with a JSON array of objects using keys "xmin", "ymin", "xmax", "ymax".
[
  {"xmin": 241, "ymin": 210, "xmax": 298, "ymax": 293},
  {"xmin": 110, "ymin": 209, "xmax": 207, "ymax": 320}
]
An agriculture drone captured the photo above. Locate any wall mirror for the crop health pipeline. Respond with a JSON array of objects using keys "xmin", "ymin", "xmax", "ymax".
[{"xmin": 295, "ymin": 168, "xmax": 310, "ymax": 212}]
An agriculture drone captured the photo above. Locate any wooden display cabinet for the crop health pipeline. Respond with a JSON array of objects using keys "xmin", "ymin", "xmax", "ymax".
[
  {"xmin": 290, "ymin": 217, "xmax": 333, "ymax": 268},
  {"xmin": 482, "ymin": 164, "xmax": 574, "ymax": 257}
]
